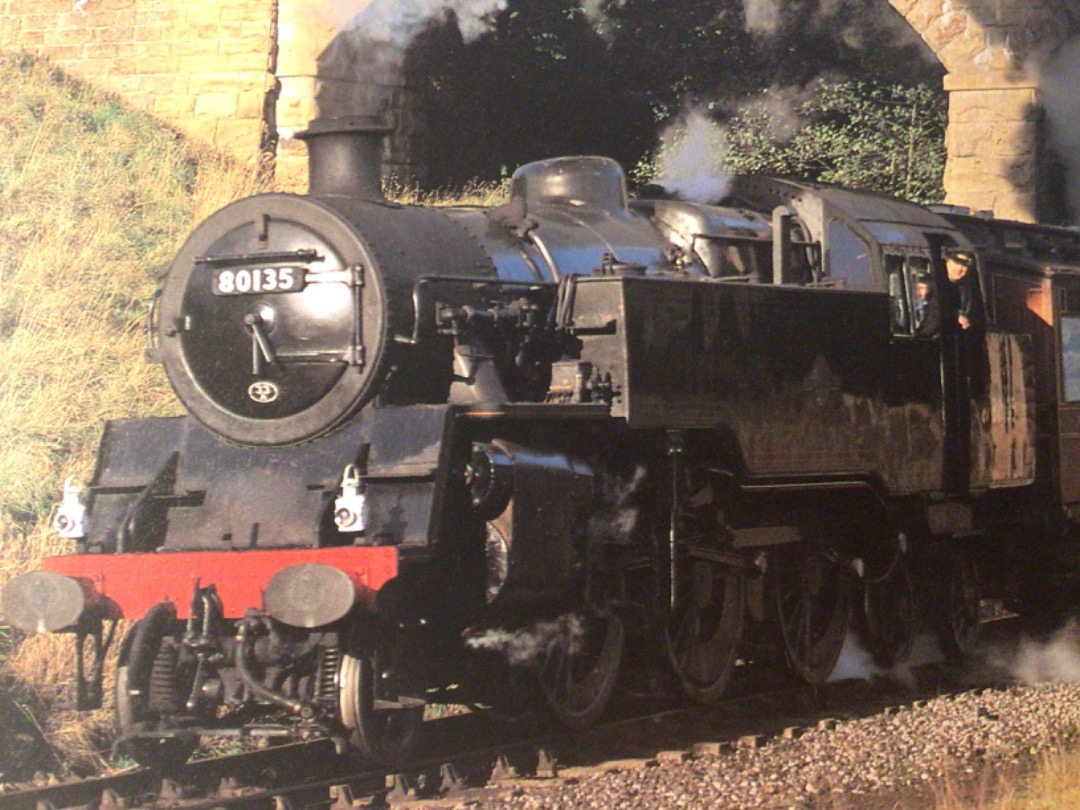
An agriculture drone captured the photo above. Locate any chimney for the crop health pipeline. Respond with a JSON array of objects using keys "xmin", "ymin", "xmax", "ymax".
[{"xmin": 296, "ymin": 116, "xmax": 392, "ymax": 199}]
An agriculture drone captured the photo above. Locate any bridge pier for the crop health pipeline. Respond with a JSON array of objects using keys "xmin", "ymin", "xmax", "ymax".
[{"xmin": 942, "ymin": 72, "xmax": 1041, "ymax": 222}]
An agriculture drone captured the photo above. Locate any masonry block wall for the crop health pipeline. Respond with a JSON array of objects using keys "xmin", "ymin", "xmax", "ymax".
[
  {"xmin": 889, "ymin": 0, "xmax": 1079, "ymax": 222},
  {"xmin": 942, "ymin": 74, "xmax": 1041, "ymax": 221},
  {"xmin": 0, "ymin": 0, "xmax": 277, "ymax": 162}
]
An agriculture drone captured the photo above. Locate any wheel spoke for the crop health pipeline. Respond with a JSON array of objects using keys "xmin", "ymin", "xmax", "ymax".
[
  {"xmin": 935, "ymin": 549, "xmax": 981, "ymax": 660},
  {"xmin": 539, "ymin": 612, "xmax": 624, "ymax": 728},
  {"xmin": 558, "ymin": 642, "xmax": 574, "ymax": 702},
  {"xmin": 776, "ymin": 548, "xmax": 850, "ymax": 684},
  {"xmin": 859, "ymin": 559, "xmax": 915, "ymax": 667},
  {"xmin": 666, "ymin": 563, "xmax": 745, "ymax": 704},
  {"xmin": 673, "ymin": 606, "xmax": 700, "ymax": 665},
  {"xmin": 542, "ymin": 640, "xmax": 570, "ymax": 703},
  {"xmin": 799, "ymin": 595, "xmax": 814, "ymax": 655}
]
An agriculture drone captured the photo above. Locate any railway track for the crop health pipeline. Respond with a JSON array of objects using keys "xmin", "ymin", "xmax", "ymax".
[{"xmin": 0, "ymin": 655, "xmax": 984, "ymax": 810}]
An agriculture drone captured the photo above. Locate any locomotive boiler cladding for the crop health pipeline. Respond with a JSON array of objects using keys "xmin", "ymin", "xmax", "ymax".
[{"xmin": 8, "ymin": 114, "xmax": 1080, "ymax": 769}]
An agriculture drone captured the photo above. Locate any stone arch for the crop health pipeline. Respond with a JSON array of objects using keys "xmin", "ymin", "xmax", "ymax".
[
  {"xmin": 275, "ymin": 0, "xmax": 1080, "ymax": 221},
  {"xmin": 887, "ymin": 0, "xmax": 1080, "ymax": 221}
]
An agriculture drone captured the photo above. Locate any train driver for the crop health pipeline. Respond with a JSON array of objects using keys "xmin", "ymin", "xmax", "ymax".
[
  {"xmin": 913, "ymin": 272, "xmax": 940, "ymax": 336},
  {"xmin": 943, "ymin": 247, "xmax": 979, "ymax": 330}
]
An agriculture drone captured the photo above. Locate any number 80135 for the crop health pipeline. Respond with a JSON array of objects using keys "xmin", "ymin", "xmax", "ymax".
[{"xmin": 213, "ymin": 267, "xmax": 305, "ymax": 295}]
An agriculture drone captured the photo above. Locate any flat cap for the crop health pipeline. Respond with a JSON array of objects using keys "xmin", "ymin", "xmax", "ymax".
[{"xmin": 942, "ymin": 247, "xmax": 976, "ymax": 266}]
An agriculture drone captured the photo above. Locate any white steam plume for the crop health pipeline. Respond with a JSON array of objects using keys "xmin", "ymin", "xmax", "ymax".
[
  {"xmin": 465, "ymin": 615, "xmax": 584, "ymax": 666},
  {"xmin": 828, "ymin": 631, "xmax": 945, "ymax": 688},
  {"xmin": 589, "ymin": 466, "xmax": 647, "ymax": 544},
  {"xmin": 743, "ymin": 0, "xmax": 782, "ymax": 37},
  {"xmin": 580, "ymin": 0, "xmax": 607, "ymax": 25},
  {"xmin": 972, "ymin": 616, "xmax": 1080, "ymax": 686},
  {"xmin": 342, "ymin": 0, "xmax": 507, "ymax": 46},
  {"xmin": 652, "ymin": 109, "xmax": 732, "ymax": 204},
  {"xmin": 739, "ymin": 0, "xmax": 935, "ymax": 67},
  {"xmin": 827, "ymin": 632, "xmax": 884, "ymax": 682},
  {"xmin": 736, "ymin": 84, "xmax": 816, "ymax": 143},
  {"xmin": 831, "ymin": 612, "xmax": 1080, "ymax": 688},
  {"xmin": 1039, "ymin": 35, "xmax": 1080, "ymax": 225},
  {"xmin": 1012, "ymin": 620, "xmax": 1080, "ymax": 684},
  {"xmin": 834, "ymin": 1, "xmax": 931, "ymax": 57}
]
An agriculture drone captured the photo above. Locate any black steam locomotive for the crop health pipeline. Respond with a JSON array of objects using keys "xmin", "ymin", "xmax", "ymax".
[{"xmin": 5, "ymin": 117, "xmax": 1080, "ymax": 767}]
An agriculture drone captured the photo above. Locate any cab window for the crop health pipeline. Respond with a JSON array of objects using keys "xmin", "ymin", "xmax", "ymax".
[
  {"xmin": 1059, "ymin": 287, "xmax": 1080, "ymax": 401},
  {"xmin": 886, "ymin": 254, "xmax": 934, "ymax": 337}
]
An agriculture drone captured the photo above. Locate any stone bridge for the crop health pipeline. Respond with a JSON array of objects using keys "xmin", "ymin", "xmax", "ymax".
[
  {"xmin": 886, "ymin": 0, "xmax": 1080, "ymax": 221},
  {"xmin": 1, "ymin": 0, "xmax": 1079, "ymax": 221}
]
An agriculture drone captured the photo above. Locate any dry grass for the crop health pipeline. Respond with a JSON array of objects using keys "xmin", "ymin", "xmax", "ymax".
[
  {"xmin": 929, "ymin": 743, "xmax": 1080, "ymax": 809},
  {"xmin": 993, "ymin": 746, "xmax": 1080, "ymax": 809},
  {"xmin": 0, "ymin": 52, "xmax": 268, "ymax": 773},
  {"xmin": 0, "ymin": 52, "xmax": 504, "ymax": 775},
  {"xmin": 1013, "ymin": 746, "xmax": 1080, "ymax": 809},
  {"xmin": 0, "ymin": 54, "xmax": 265, "ymax": 557},
  {"xmin": 385, "ymin": 174, "xmax": 509, "ymax": 207}
]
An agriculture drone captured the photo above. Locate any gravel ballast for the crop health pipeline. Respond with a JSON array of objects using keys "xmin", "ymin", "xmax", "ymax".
[{"xmin": 475, "ymin": 681, "xmax": 1080, "ymax": 809}]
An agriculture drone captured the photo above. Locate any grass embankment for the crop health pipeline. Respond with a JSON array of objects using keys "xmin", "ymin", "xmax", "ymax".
[
  {"xmin": 0, "ymin": 53, "xmax": 506, "ymax": 777},
  {"xmin": 0, "ymin": 52, "xmax": 266, "ymax": 774}
]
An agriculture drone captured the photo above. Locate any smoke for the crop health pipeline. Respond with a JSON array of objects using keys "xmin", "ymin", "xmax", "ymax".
[
  {"xmin": 464, "ymin": 614, "xmax": 584, "ymax": 665},
  {"xmin": 652, "ymin": 109, "xmax": 732, "ymax": 204},
  {"xmin": 739, "ymin": 0, "xmax": 935, "ymax": 68},
  {"xmin": 736, "ymin": 84, "xmax": 817, "ymax": 143},
  {"xmin": 828, "ymin": 632, "xmax": 884, "ymax": 682},
  {"xmin": 314, "ymin": 0, "xmax": 506, "ymax": 117},
  {"xmin": 341, "ymin": 0, "xmax": 507, "ymax": 47},
  {"xmin": 1038, "ymin": 36, "xmax": 1080, "ymax": 224},
  {"xmin": 647, "ymin": 87, "xmax": 821, "ymax": 202},
  {"xmin": 828, "ymin": 632, "xmax": 945, "ymax": 689},
  {"xmin": 589, "ymin": 466, "xmax": 647, "ymax": 544},
  {"xmin": 840, "ymin": 1, "xmax": 932, "ymax": 57},
  {"xmin": 829, "ymin": 615, "xmax": 1080, "ymax": 688},
  {"xmin": 580, "ymin": 0, "xmax": 607, "ymax": 25},
  {"xmin": 1010, "ymin": 619, "xmax": 1080, "ymax": 684},
  {"xmin": 964, "ymin": 616, "xmax": 1080, "ymax": 687},
  {"xmin": 742, "ymin": 0, "xmax": 782, "ymax": 37}
]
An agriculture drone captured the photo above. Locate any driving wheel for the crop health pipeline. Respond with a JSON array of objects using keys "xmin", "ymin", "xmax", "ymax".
[
  {"xmin": 339, "ymin": 645, "xmax": 425, "ymax": 766},
  {"xmin": 666, "ymin": 559, "xmax": 745, "ymax": 703},
  {"xmin": 774, "ymin": 546, "xmax": 851, "ymax": 684},
  {"xmin": 537, "ymin": 611, "xmax": 625, "ymax": 729},
  {"xmin": 935, "ymin": 546, "xmax": 981, "ymax": 660},
  {"xmin": 860, "ymin": 556, "xmax": 915, "ymax": 667}
]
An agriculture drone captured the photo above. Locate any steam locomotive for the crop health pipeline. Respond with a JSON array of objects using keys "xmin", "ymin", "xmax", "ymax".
[{"xmin": 5, "ymin": 116, "xmax": 1080, "ymax": 768}]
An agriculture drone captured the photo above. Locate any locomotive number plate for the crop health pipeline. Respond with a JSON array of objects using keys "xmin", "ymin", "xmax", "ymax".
[{"xmin": 213, "ymin": 267, "xmax": 306, "ymax": 296}]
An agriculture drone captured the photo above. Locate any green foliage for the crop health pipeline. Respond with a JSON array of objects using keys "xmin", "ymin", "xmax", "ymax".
[
  {"xmin": 724, "ymin": 81, "xmax": 946, "ymax": 203},
  {"xmin": 601, "ymin": 0, "xmax": 759, "ymax": 124},
  {"xmin": 405, "ymin": 0, "xmax": 641, "ymax": 188},
  {"xmin": 404, "ymin": 0, "xmax": 945, "ymax": 189}
]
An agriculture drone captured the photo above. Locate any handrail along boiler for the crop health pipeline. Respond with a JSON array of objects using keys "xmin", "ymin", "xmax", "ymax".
[{"xmin": 4, "ymin": 116, "xmax": 1078, "ymax": 766}]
